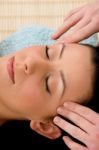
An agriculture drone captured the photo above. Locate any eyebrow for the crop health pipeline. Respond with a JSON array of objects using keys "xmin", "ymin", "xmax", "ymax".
[
  {"xmin": 59, "ymin": 43, "xmax": 65, "ymax": 58},
  {"xmin": 60, "ymin": 70, "xmax": 66, "ymax": 98}
]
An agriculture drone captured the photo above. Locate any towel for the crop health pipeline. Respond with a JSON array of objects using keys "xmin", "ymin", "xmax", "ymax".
[{"xmin": 0, "ymin": 24, "xmax": 98, "ymax": 56}]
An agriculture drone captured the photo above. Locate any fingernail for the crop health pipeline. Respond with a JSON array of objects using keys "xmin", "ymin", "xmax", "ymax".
[
  {"xmin": 51, "ymin": 34, "xmax": 56, "ymax": 38},
  {"xmin": 57, "ymin": 107, "xmax": 63, "ymax": 112},
  {"xmin": 51, "ymin": 35, "xmax": 54, "ymax": 38},
  {"xmin": 53, "ymin": 116, "xmax": 60, "ymax": 123},
  {"xmin": 63, "ymin": 102, "xmax": 69, "ymax": 107}
]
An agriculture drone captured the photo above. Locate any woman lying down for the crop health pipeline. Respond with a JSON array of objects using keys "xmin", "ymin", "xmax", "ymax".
[{"xmin": 0, "ymin": 41, "xmax": 99, "ymax": 139}]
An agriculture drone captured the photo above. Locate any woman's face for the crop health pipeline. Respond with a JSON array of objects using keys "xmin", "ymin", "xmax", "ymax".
[{"xmin": 0, "ymin": 43, "xmax": 94, "ymax": 121}]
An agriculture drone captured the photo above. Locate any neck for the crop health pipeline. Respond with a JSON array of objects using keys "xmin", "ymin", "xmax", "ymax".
[{"xmin": 0, "ymin": 98, "xmax": 26, "ymax": 126}]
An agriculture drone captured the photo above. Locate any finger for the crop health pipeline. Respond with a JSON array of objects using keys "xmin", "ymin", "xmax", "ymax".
[
  {"xmin": 53, "ymin": 116, "xmax": 88, "ymax": 144},
  {"xmin": 61, "ymin": 21, "xmax": 97, "ymax": 43},
  {"xmin": 57, "ymin": 16, "xmax": 90, "ymax": 43},
  {"xmin": 63, "ymin": 136, "xmax": 88, "ymax": 150},
  {"xmin": 64, "ymin": 6, "xmax": 83, "ymax": 22},
  {"xmin": 63, "ymin": 16, "xmax": 90, "ymax": 37},
  {"xmin": 57, "ymin": 106, "xmax": 94, "ymax": 133},
  {"xmin": 64, "ymin": 102, "xmax": 99, "ymax": 125},
  {"xmin": 52, "ymin": 12, "xmax": 82, "ymax": 39}
]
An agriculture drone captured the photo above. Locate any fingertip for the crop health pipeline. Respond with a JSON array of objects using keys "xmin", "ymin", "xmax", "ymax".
[
  {"xmin": 51, "ymin": 34, "xmax": 58, "ymax": 39},
  {"xmin": 53, "ymin": 116, "xmax": 59, "ymax": 124},
  {"xmin": 62, "ymin": 135, "xmax": 67, "ymax": 141}
]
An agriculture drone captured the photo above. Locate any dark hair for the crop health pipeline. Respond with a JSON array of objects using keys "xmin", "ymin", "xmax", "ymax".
[{"xmin": 84, "ymin": 45, "xmax": 99, "ymax": 112}]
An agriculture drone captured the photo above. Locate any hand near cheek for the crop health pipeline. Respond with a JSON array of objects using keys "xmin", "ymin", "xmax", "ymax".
[{"xmin": 53, "ymin": 102, "xmax": 99, "ymax": 150}]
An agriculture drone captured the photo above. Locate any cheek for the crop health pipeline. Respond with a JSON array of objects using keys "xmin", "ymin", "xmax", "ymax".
[
  {"xmin": 20, "ymin": 83, "xmax": 53, "ymax": 119},
  {"xmin": 20, "ymin": 82, "xmax": 43, "ymax": 108}
]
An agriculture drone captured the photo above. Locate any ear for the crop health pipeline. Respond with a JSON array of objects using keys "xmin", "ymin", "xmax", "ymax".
[{"xmin": 30, "ymin": 120, "xmax": 62, "ymax": 140}]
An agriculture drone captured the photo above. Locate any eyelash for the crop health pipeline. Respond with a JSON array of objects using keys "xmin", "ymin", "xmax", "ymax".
[
  {"xmin": 45, "ymin": 46, "xmax": 49, "ymax": 59},
  {"xmin": 45, "ymin": 76, "xmax": 51, "ymax": 95},
  {"xmin": 45, "ymin": 46, "xmax": 51, "ymax": 94}
]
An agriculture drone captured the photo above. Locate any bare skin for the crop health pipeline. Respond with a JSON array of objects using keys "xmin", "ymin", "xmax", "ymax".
[
  {"xmin": 0, "ymin": 43, "xmax": 94, "ymax": 139},
  {"xmin": 54, "ymin": 102, "xmax": 99, "ymax": 150},
  {"xmin": 52, "ymin": 0, "xmax": 99, "ymax": 43}
]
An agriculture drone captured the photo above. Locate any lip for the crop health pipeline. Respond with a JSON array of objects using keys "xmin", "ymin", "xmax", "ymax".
[{"xmin": 7, "ymin": 56, "xmax": 15, "ymax": 84}]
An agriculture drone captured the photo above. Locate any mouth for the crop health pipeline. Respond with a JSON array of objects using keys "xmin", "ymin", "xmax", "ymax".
[{"xmin": 7, "ymin": 56, "xmax": 15, "ymax": 84}]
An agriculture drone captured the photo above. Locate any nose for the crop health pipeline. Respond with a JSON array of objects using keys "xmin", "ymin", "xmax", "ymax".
[{"xmin": 23, "ymin": 56, "xmax": 50, "ymax": 75}]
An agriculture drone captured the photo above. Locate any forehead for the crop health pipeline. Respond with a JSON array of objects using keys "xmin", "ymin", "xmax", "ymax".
[
  {"xmin": 61, "ymin": 43, "xmax": 92, "ymax": 61},
  {"xmin": 58, "ymin": 44, "xmax": 94, "ymax": 104}
]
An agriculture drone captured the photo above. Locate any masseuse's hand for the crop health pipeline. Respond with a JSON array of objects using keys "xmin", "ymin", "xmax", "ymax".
[
  {"xmin": 53, "ymin": 102, "xmax": 99, "ymax": 150},
  {"xmin": 52, "ymin": 0, "xmax": 99, "ymax": 43}
]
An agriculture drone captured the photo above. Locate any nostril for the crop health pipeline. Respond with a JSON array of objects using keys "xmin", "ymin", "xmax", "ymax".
[
  {"xmin": 24, "ymin": 64, "xmax": 29, "ymax": 74},
  {"xmin": 25, "ymin": 64, "xmax": 28, "ymax": 71}
]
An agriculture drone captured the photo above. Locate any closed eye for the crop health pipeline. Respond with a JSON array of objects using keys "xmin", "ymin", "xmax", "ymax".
[
  {"xmin": 45, "ymin": 45, "xmax": 50, "ymax": 59},
  {"xmin": 45, "ymin": 76, "xmax": 51, "ymax": 95}
]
